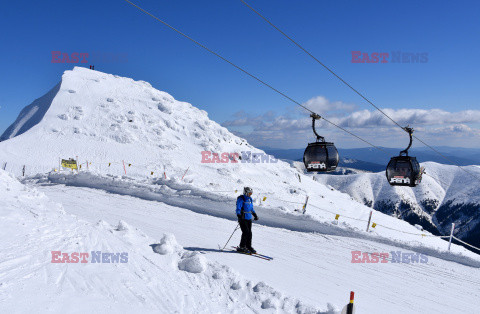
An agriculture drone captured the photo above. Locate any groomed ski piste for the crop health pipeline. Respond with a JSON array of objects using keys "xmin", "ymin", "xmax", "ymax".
[{"xmin": 1, "ymin": 67, "xmax": 479, "ymax": 313}]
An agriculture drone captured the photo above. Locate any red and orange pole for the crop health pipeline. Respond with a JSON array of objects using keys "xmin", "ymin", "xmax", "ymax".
[{"xmin": 347, "ymin": 291, "xmax": 354, "ymax": 314}]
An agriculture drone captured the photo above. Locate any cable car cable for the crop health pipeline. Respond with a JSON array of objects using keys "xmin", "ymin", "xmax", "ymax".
[
  {"xmin": 239, "ymin": 0, "xmax": 404, "ymax": 130},
  {"xmin": 123, "ymin": 0, "xmax": 384, "ymax": 151},
  {"xmin": 239, "ymin": 0, "xmax": 480, "ymax": 181},
  {"xmin": 125, "ymin": 0, "xmax": 477, "ymax": 182}
]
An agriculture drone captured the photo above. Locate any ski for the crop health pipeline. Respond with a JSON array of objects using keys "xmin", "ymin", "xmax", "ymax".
[
  {"xmin": 232, "ymin": 249, "xmax": 272, "ymax": 260},
  {"xmin": 231, "ymin": 246, "xmax": 273, "ymax": 260}
]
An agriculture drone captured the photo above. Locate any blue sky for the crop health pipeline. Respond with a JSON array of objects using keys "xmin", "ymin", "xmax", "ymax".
[{"xmin": 1, "ymin": 0, "xmax": 479, "ymax": 148}]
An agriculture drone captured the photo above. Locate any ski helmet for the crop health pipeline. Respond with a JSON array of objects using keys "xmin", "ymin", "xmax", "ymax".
[{"xmin": 243, "ymin": 187, "xmax": 253, "ymax": 195}]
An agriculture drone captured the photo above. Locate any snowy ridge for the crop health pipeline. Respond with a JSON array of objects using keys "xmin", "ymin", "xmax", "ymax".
[
  {"xmin": 0, "ymin": 170, "xmax": 334, "ymax": 313},
  {"xmin": 0, "ymin": 83, "xmax": 61, "ymax": 141}
]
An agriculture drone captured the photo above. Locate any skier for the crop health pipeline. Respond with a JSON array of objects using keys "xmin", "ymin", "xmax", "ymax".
[{"xmin": 236, "ymin": 187, "xmax": 258, "ymax": 254}]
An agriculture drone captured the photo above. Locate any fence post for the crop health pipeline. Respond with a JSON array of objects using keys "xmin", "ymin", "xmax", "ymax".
[
  {"xmin": 2, "ymin": 162, "xmax": 7, "ymax": 171},
  {"xmin": 302, "ymin": 196, "xmax": 309, "ymax": 214},
  {"xmin": 122, "ymin": 160, "xmax": 127, "ymax": 175},
  {"xmin": 22, "ymin": 165, "xmax": 25, "ymax": 177},
  {"xmin": 448, "ymin": 223, "xmax": 455, "ymax": 251},
  {"xmin": 366, "ymin": 210, "xmax": 373, "ymax": 232}
]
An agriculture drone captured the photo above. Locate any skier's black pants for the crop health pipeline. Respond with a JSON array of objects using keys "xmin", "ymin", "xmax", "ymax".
[{"xmin": 239, "ymin": 219, "xmax": 253, "ymax": 248}]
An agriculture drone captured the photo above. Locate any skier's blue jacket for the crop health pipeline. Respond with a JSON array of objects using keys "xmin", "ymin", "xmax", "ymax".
[{"xmin": 236, "ymin": 195, "xmax": 256, "ymax": 220}]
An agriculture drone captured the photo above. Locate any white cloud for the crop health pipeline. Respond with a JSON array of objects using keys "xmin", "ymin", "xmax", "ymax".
[
  {"xmin": 222, "ymin": 96, "xmax": 480, "ymax": 148},
  {"xmin": 425, "ymin": 124, "xmax": 480, "ymax": 136},
  {"xmin": 301, "ymin": 96, "xmax": 357, "ymax": 116},
  {"xmin": 331, "ymin": 109, "xmax": 480, "ymax": 128}
]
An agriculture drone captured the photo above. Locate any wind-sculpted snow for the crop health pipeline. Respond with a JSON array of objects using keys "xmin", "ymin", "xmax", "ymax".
[{"xmin": 0, "ymin": 170, "xmax": 335, "ymax": 313}]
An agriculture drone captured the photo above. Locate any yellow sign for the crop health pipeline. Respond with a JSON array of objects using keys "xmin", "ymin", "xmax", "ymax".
[
  {"xmin": 335, "ymin": 214, "xmax": 340, "ymax": 220},
  {"xmin": 372, "ymin": 223, "xmax": 377, "ymax": 228},
  {"xmin": 61, "ymin": 159, "xmax": 78, "ymax": 170}
]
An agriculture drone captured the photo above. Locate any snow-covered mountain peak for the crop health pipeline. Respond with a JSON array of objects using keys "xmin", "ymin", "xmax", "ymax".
[
  {"xmin": 0, "ymin": 67, "xmax": 273, "ymax": 179},
  {"xmin": 1, "ymin": 67, "xmax": 239, "ymax": 150}
]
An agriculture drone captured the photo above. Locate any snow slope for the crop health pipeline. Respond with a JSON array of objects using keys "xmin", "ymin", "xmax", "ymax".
[
  {"xmin": 34, "ymin": 178, "xmax": 480, "ymax": 313},
  {"xmin": 0, "ymin": 169, "xmax": 331, "ymax": 313}
]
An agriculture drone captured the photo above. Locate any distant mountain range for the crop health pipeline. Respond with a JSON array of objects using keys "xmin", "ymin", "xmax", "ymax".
[
  {"xmin": 261, "ymin": 146, "xmax": 480, "ymax": 173},
  {"xmin": 264, "ymin": 146, "xmax": 480, "ymax": 251},
  {"xmin": 314, "ymin": 162, "xmax": 480, "ymax": 251}
]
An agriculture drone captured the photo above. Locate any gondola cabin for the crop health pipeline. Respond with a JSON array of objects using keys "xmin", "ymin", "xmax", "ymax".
[
  {"xmin": 385, "ymin": 126, "xmax": 423, "ymax": 187},
  {"xmin": 303, "ymin": 142, "xmax": 339, "ymax": 172},
  {"xmin": 386, "ymin": 156, "xmax": 421, "ymax": 187}
]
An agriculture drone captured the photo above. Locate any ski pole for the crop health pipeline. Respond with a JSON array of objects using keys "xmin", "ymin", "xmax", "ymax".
[{"xmin": 221, "ymin": 224, "xmax": 240, "ymax": 251}]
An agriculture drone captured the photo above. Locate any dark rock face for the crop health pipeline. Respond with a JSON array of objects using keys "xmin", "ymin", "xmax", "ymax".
[
  {"xmin": 370, "ymin": 199, "xmax": 440, "ymax": 235},
  {"xmin": 436, "ymin": 201, "xmax": 480, "ymax": 248},
  {"xmin": 363, "ymin": 197, "xmax": 480, "ymax": 250},
  {"xmin": 318, "ymin": 162, "xmax": 480, "ymax": 253}
]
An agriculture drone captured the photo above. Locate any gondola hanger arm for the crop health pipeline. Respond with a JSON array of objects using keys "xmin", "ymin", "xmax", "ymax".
[
  {"xmin": 311, "ymin": 113, "xmax": 325, "ymax": 142},
  {"xmin": 400, "ymin": 126, "xmax": 413, "ymax": 156}
]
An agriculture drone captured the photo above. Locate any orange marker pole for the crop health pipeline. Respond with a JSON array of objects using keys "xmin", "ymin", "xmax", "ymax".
[{"xmin": 181, "ymin": 167, "xmax": 190, "ymax": 180}]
